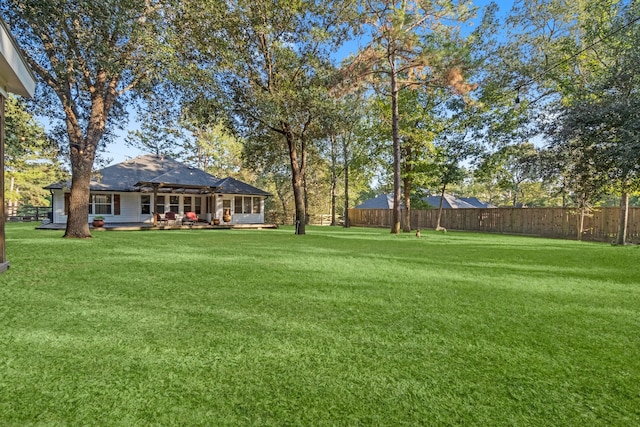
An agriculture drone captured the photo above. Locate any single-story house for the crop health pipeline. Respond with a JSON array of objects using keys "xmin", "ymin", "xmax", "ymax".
[
  {"xmin": 45, "ymin": 154, "xmax": 272, "ymax": 226},
  {"xmin": 355, "ymin": 193, "xmax": 495, "ymax": 209}
]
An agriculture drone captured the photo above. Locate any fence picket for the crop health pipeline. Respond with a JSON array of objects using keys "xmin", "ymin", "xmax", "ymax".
[{"xmin": 348, "ymin": 207, "xmax": 640, "ymax": 243}]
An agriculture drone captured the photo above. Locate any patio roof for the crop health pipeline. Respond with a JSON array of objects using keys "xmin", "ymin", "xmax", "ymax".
[{"xmin": 135, "ymin": 163, "xmax": 220, "ymax": 193}]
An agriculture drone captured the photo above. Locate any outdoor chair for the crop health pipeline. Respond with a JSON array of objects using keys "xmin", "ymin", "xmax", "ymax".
[
  {"xmin": 164, "ymin": 211, "xmax": 177, "ymax": 225},
  {"xmin": 183, "ymin": 211, "xmax": 198, "ymax": 225},
  {"xmin": 156, "ymin": 213, "xmax": 168, "ymax": 225}
]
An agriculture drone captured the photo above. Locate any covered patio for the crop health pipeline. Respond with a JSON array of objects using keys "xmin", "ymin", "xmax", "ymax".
[{"xmin": 45, "ymin": 155, "xmax": 272, "ymax": 227}]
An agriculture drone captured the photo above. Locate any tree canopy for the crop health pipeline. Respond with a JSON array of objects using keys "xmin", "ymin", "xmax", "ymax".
[{"xmin": 4, "ymin": 0, "xmax": 640, "ymax": 238}]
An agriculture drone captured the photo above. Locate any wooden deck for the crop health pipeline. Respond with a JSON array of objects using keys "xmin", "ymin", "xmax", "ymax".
[{"xmin": 36, "ymin": 222, "xmax": 279, "ymax": 231}]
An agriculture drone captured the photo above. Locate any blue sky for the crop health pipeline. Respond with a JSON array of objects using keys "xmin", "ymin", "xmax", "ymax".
[{"xmin": 105, "ymin": 0, "xmax": 515, "ymax": 166}]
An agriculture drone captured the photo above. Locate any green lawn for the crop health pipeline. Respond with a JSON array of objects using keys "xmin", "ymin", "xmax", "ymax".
[{"xmin": 1, "ymin": 223, "xmax": 639, "ymax": 426}]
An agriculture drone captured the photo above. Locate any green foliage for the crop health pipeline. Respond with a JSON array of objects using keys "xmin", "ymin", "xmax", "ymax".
[
  {"xmin": 476, "ymin": 142, "xmax": 542, "ymax": 206},
  {"xmin": 2, "ymin": 0, "xmax": 175, "ymax": 237},
  {"xmin": 4, "ymin": 96, "xmax": 68, "ymax": 206},
  {"xmin": 2, "ymin": 224, "xmax": 640, "ymax": 425}
]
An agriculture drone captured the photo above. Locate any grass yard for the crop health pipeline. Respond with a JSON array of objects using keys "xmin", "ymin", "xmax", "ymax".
[{"xmin": 1, "ymin": 223, "xmax": 639, "ymax": 426}]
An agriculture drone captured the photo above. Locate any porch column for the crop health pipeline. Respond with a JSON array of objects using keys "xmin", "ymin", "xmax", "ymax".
[
  {"xmin": 152, "ymin": 184, "xmax": 159, "ymax": 227},
  {"xmin": 0, "ymin": 95, "xmax": 7, "ymax": 272},
  {"xmin": 211, "ymin": 193, "xmax": 218, "ymax": 224},
  {"xmin": 212, "ymin": 194, "xmax": 216, "ymax": 223}
]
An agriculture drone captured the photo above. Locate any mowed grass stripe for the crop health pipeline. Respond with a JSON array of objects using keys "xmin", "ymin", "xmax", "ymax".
[{"xmin": 1, "ymin": 223, "xmax": 638, "ymax": 425}]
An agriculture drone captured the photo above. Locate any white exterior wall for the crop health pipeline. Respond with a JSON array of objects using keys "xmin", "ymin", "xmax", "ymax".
[
  {"xmin": 51, "ymin": 190, "xmax": 143, "ymax": 223},
  {"xmin": 119, "ymin": 193, "xmax": 143, "ymax": 222},
  {"xmin": 51, "ymin": 190, "xmax": 266, "ymax": 224},
  {"xmin": 215, "ymin": 195, "xmax": 265, "ymax": 224},
  {"xmin": 51, "ymin": 189, "xmax": 65, "ymax": 223}
]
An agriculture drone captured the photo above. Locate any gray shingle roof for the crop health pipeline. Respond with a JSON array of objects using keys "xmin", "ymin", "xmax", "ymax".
[
  {"xmin": 356, "ymin": 193, "xmax": 492, "ymax": 209},
  {"xmin": 215, "ymin": 177, "xmax": 271, "ymax": 196},
  {"xmin": 355, "ymin": 193, "xmax": 398, "ymax": 209},
  {"xmin": 45, "ymin": 154, "xmax": 271, "ymax": 196},
  {"xmin": 459, "ymin": 197, "xmax": 496, "ymax": 208}
]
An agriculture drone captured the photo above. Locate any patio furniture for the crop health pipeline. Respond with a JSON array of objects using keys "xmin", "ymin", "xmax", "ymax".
[
  {"xmin": 164, "ymin": 211, "xmax": 177, "ymax": 225},
  {"xmin": 156, "ymin": 213, "xmax": 168, "ymax": 225},
  {"xmin": 183, "ymin": 211, "xmax": 198, "ymax": 225}
]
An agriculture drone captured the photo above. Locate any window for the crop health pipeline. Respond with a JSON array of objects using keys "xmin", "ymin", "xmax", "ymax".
[
  {"xmin": 195, "ymin": 197, "xmax": 202, "ymax": 215},
  {"xmin": 169, "ymin": 196, "xmax": 179, "ymax": 213},
  {"xmin": 184, "ymin": 196, "xmax": 192, "ymax": 213},
  {"xmin": 156, "ymin": 195, "xmax": 165, "ymax": 214},
  {"xmin": 89, "ymin": 193, "xmax": 112, "ymax": 215},
  {"xmin": 232, "ymin": 196, "xmax": 262, "ymax": 214},
  {"xmin": 141, "ymin": 195, "xmax": 151, "ymax": 214}
]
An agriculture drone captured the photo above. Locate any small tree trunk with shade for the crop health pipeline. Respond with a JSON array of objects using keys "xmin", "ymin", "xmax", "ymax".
[{"xmin": 615, "ymin": 191, "xmax": 629, "ymax": 245}]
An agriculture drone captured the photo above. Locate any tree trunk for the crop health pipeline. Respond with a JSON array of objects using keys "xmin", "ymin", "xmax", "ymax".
[
  {"xmin": 615, "ymin": 191, "xmax": 629, "ymax": 245},
  {"xmin": 402, "ymin": 176, "xmax": 411, "ymax": 232},
  {"xmin": 285, "ymin": 128, "xmax": 306, "ymax": 235},
  {"xmin": 343, "ymin": 138, "xmax": 350, "ymax": 228},
  {"xmin": 303, "ymin": 172, "xmax": 309, "ymax": 225},
  {"xmin": 59, "ymin": 72, "xmax": 113, "ymax": 238},
  {"xmin": 436, "ymin": 184, "xmax": 446, "ymax": 230},
  {"xmin": 330, "ymin": 176, "xmax": 337, "ymax": 226},
  {"xmin": 390, "ymin": 59, "xmax": 401, "ymax": 234},
  {"xmin": 64, "ymin": 151, "xmax": 95, "ymax": 238},
  {"xmin": 330, "ymin": 135, "xmax": 337, "ymax": 226},
  {"xmin": 577, "ymin": 206, "xmax": 584, "ymax": 241}
]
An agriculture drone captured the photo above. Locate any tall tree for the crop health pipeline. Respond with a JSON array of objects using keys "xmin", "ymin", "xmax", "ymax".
[
  {"xmin": 125, "ymin": 98, "xmax": 183, "ymax": 158},
  {"xmin": 476, "ymin": 142, "xmax": 540, "ymax": 207},
  {"xmin": 5, "ymin": 96, "xmax": 68, "ymax": 211},
  {"xmin": 3, "ymin": 0, "xmax": 167, "ymax": 238},
  {"xmin": 316, "ymin": 91, "xmax": 372, "ymax": 227},
  {"xmin": 345, "ymin": 0, "xmax": 477, "ymax": 233},
  {"xmin": 178, "ymin": 0, "xmax": 356, "ymax": 235},
  {"xmin": 509, "ymin": 0, "xmax": 640, "ymax": 243}
]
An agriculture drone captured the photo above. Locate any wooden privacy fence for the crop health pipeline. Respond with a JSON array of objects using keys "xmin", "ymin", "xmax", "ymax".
[{"xmin": 348, "ymin": 207, "xmax": 640, "ymax": 243}]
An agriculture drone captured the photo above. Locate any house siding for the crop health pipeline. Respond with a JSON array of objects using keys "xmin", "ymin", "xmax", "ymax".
[
  {"xmin": 52, "ymin": 190, "xmax": 143, "ymax": 223},
  {"xmin": 51, "ymin": 189, "xmax": 266, "ymax": 224},
  {"xmin": 215, "ymin": 195, "xmax": 265, "ymax": 224}
]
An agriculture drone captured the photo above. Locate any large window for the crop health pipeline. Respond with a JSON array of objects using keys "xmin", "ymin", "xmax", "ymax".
[
  {"xmin": 89, "ymin": 194, "xmax": 112, "ymax": 215},
  {"xmin": 169, "ymin": 196, "xmax": 179, "ymax": 213},
  {"xmin": 233, "ymin": 196, "xmax": 262, "ymax": 214},
  {"xmin": 184, "ymin": 196, "xmax": 193, "ymax": 213},
  {"xmin": 156, "ymin": 195, "xmax": 165, "ymax": 214},
  {"xmin": 195, "ymin": 197, "xmax": 202, "ymax": 215},
  {"xmin": 234, "ymin": 196, "xmax": 243, "ymax": 214},
  {"xmin": 141, "ymin": 195, "xmax": 151, "ymax": 214}
]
